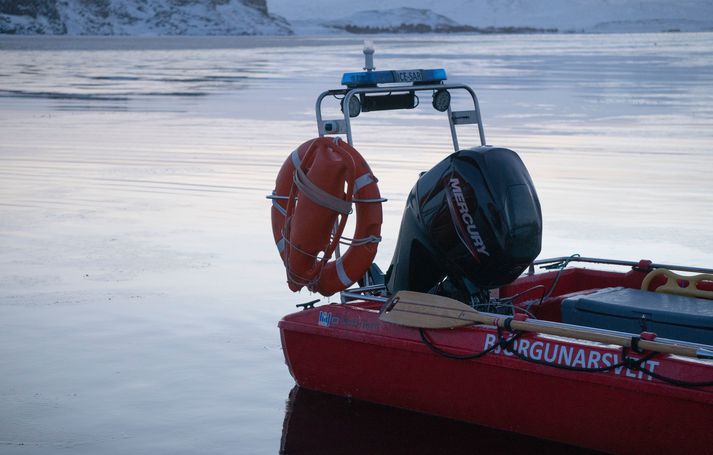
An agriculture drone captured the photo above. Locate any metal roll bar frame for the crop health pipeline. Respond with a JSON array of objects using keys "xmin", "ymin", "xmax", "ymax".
[{"xmin": 315, "ymin": 83, "xmax": 487, "ymax": 152}]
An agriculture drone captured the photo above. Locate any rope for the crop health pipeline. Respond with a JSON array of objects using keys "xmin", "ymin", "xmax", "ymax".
[
  {"xmin": 538, "ymin": 253, "xmax": 580, "ymax": 305},
  {"xmin": 644, "ymin": 368, "xmax": 713, "ymax": 388},
  {"xmin": 419, "ymin": 328, "xmax": 515, "ymax": 360},
  {"xmin": 337, "ymin": 234, "xmax": 382, "ymax": 247},
  {"xmin": 280, "ymin": 229, "xmax": 326, "ymax": 262}
]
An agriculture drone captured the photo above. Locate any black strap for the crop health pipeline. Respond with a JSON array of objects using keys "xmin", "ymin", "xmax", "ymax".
[
  {"xmin": 503, "ymin": 317, "xmax": 514, "ymax": 332},
  {"xmin": 631, "ymin": 336, "xmax": 643, "ymax": 353}
]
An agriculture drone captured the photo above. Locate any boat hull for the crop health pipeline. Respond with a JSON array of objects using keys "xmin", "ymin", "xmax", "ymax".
[{"xmin": 279, "ymin": 302, "xmax": 713, "ymax": 454}]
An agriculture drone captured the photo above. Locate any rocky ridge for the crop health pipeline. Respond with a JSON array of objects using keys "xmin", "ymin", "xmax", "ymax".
[{"xmin": 0, "ymin": 0, "xmax": 291, "ymax": 35}]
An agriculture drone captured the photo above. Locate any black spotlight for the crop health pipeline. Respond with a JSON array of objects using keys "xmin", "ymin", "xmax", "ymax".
[
  {"xmin": 341, "ymin": 95, "xmax": 361, "ymax": 118},
  {"xmin": 432, "ymin": 89, "xmax": 451, "ymax": 112}
]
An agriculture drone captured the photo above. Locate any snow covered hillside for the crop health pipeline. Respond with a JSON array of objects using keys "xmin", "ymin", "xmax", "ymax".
[
  {"xmin": 0, "ymin": 0, "xmax": 291, "ymax": 35},
  {"xmin": 273, "ymin": 0, "xmax": 713, "ymax": 34},
  {"xmin": 324, "ymin": 8, "xmax": 481, "ymax": 34},
  {"xmin": 2, "ymin": 0, "xmax": 712, "ymax": 35}
]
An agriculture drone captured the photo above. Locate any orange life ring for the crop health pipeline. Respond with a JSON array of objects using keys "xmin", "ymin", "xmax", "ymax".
[{"xmin": 270, "ymin": 137, "xmax": 382, "ymax": 296}]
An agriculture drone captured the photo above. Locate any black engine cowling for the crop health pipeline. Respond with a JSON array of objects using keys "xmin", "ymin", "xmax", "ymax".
[{"xmin": 385, "ymin": 146, "xmax": 542, "ymax": 297}]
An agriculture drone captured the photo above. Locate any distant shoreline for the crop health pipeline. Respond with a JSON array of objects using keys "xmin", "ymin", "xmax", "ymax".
[
  {"xmin": 1, "ymin": 28, "xmax": 705, "ymax": 38},
  {"xmin": 332, "ymin": 25, "xmax": 559, "ymax": 34},
  {"xmin": 2, "ymin": 31, "xmax": 710, "ymax": 53}
]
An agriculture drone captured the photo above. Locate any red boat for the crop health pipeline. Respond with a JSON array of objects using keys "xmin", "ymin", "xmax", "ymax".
[
  {"xmin": 279, "ymin": 257, "xmax": 713, "ymax": 454},
  {"xmin": 272, "ymin": 47, "xmax": 713, "ymax": 453}
]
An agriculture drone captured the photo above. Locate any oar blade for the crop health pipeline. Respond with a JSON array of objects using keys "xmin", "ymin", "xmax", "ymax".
[{"xmin": 379, "ymin": 290, "xmax": 480, "ymax": 329}]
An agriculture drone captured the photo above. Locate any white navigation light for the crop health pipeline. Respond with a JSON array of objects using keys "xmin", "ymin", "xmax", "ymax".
[
  {"xmin": 432, "ymin": 89, "xmax": 451, "ymax": 112},
  {"xmin": 363, "ymin": 40, "xmax": 375, "ymax": 71}
]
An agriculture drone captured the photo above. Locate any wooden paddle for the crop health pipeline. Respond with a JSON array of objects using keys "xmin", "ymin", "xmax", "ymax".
[{"xmin": 379, "ymin": 290, "xmax": 713, "ymax": 360}]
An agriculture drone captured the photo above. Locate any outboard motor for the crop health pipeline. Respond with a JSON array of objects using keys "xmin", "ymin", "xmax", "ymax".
[{"xmin": 385, "ymin": 146, "xmax": 542, "ymax": 300}]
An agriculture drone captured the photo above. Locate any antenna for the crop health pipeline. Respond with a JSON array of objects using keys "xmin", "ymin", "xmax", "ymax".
[{"xmin": 363, "ymin": 40, "xmax": 375, "ymax": 72}]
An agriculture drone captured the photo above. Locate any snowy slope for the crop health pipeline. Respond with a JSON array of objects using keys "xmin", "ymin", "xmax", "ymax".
[
  {"xmin": 0, "ymin": 0, "xmax": 291, "ymax": 35},
  {"xmin": 272, "ymin": 0, "xmax": 713, "ymax": 34},
  {"xmin": 2, "ymin": 0, "xmax": 712, "ymax": 35},
  {"xmin": 324, "ymin": 7, "xmax": 478, "ymax": 34}
]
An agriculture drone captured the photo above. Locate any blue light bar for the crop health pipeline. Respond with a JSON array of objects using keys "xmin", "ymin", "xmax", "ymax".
[{"xmin": 341, "ymin": 69, "xmax": 447, "ymax": 88}]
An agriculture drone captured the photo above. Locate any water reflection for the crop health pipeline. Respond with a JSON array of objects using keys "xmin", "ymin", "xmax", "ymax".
[{"xmin": 280, "ymin": 387, "xmax": 600, "ymax": 454}]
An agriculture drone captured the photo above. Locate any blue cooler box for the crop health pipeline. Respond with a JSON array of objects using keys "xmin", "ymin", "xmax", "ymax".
[{"xmin": 561, "ymin": 287, "xmax": 713, "ymax": 345}]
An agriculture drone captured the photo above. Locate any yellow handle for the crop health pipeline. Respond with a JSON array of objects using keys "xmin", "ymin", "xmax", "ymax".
[{"xmin": 641, "ymin": 268, "xmax": 713, "ymax": 300}]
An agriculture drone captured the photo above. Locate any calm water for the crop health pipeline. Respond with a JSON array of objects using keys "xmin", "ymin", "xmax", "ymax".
[{"xmin": 1, "ymin": 33, "xmax": 712, "ymax": 453}]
